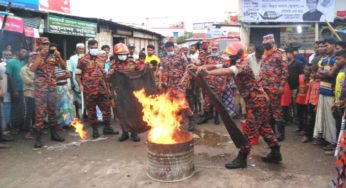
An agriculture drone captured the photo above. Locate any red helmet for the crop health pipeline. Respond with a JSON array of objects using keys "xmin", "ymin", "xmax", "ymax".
[
  {"xmin": 224, "ymin": 42, "xmax": 247, "ymax": 59},
  {"xmin": 114, "ymin": 43, "xmax": 129, "ymax": 55}
]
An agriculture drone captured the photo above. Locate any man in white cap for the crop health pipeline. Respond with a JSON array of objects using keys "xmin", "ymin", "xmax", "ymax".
[
  {"xmin": 69, "ymin": 43, "xmax": 85, "ymax": 119},
  {"xmin": 127, "ymin": 43, "xmax": 139, "ymax": 60}
]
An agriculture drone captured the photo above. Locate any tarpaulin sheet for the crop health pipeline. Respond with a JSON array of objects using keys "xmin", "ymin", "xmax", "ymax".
[{"xmin": 110, "ymin": 65, "xmax": 158, "ymax": 134}]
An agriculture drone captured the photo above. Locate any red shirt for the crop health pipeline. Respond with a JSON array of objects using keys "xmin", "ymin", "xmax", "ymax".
[{"xmin": 305, "ymin": 79, "xmax": 320, "ymax": 106}]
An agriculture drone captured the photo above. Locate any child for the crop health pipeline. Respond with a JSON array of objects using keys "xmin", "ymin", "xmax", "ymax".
[
  {"xmin": 137, "ymin": 52, "xmax": 146, "ymax": 70},
  {"xmin": 126, "ymin": 59, "xmax": 137, "ymax": 72},
  {"xmin": 302, "ymin": 65, "xmax": 320, "ymax": 143},
  {"xmin": 296, "ymin": 65, "xmax": 311, "ymax": 136},
  {"xmin": 281, "ymin": 82, "xmax": 292, "ymax": 123},
  {"xmin": 150, "ymin": 60, "xmax": 161, "ymax": 90}
]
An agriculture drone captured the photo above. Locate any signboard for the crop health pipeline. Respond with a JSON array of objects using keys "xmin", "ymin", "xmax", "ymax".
[
  {"xmin": 47, "ymin": 15, "xmax": 97, "ymax": 37},
  {"xmin": 116, "ymin": 29, "xmax": 132, "ymax": 36},
  {"xmin": 207, "ymin": 28, "xmax": 227, "ymax": 38},
  {"xmin": 280, "ymin": 28, "xmax": 315, "ymax": 49},
  {"xmin": 336, "ymin": 10, "xmax": 346, "ymax": 19},
  {"xmin": 0, "ymin": 0, "xmax": 39, "ymax": 10},
  {"xmin": 242, "ymin": 0, "xmax": 335, "ymax": 23},
  {"xmin": 39, "ymin": 0, "xmax": 70, "ymax": 14},
  {"xmin": 193, "ymin": 22, "xmax": 215, "ymax": 30},
  {"xmin": 0, "ymin": 15, "xmax": 24, "ymax": 33},
  {"xmin": 24, "ymin": 27, "xmax": 40, "ymax": 38}
]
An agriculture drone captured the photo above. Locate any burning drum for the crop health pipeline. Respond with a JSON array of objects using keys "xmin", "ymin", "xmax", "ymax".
[
  {"xmin": 147, "ymin": 132, "xmax": 194, "ymax": 182},
  {"xmin": 133, "ymin": 89, "xmax": 195, "ymax": 182}
]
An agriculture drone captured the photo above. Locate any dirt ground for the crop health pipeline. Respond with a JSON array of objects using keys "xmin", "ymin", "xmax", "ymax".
[{"xmin": 0, "ymin": 121, "xmax": 335, "ymax": 188}]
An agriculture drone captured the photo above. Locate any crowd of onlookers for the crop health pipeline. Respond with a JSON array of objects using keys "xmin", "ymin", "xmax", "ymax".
[
  {"xmin": 0, "ymin": 38, "xmax": 166, "ymax": 148},
  {"xmin": 1, "ymin": 35, "xmax": 346, "ymax": 185},
  {"xmin": 0, "ymin": 37, "xmax": 346, "ymax": 150}
]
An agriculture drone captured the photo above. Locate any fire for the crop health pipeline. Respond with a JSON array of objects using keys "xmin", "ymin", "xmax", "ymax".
[
  {"xmin": 134, "ymin": 89, "xmax": 192, "ymax": 144},
  {"xmin": 71, "ymin": 118, "xmax": 87, "ymax": 140}
]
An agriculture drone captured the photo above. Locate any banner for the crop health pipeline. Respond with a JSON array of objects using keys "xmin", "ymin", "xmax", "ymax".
[
  {"xmin": 0, "ymin": 15, "xmax": 24, "ymax": 33},
  {"xmin": 193, "ymin": 22, "xmax": 215, "ymax": 30},
  {"xmin": 242, "ymin": 0, "xmax": 335, "ymax": 23},
  {"xmin": 207, "ymin": 28, "xmax": 227, "ymax": 38},
  {"xmin": 0, "ymin": 0, "xmax": 38, "ymax": 10},
  {"xmin": 39, "ymin": 0, "xmax": 70, "ymax": 14},
  {"xmin": 47, "ymin": 15, "xmax": 97, "ymax": 37},
  {"xmin": 24, "ymin": 27, "xmax": 40, "ymax": 38}
]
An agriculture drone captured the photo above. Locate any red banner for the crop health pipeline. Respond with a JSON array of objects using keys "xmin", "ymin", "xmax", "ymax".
[
  {"xmin": 0, "ymin": 15, "xmax": 24, "ymax": 33},
  {"xmin": 24, "ymin": 27, "xmax": 39, "ymax": 38},
  {"xmin": 337, "ymin": 11, "xmax": 346, "ymax": 19},
  {"xmin": 39, "ymin": 0, "xmax": 70, "ymax": 14}
]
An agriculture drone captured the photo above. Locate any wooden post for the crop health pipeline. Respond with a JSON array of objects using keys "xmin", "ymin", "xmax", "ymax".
[
  {"xmin": 315, "ymin": 23, "xmax": 319, "ymax": 41},
  {"xmin": 325, "ymin": 20, "xmax": 342, "ymax": 41}
]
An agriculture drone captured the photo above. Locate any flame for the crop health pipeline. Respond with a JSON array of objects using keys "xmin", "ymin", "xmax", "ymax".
[
  {"xmin": 134, "ymin": 89, "xmax": 192, "ymax": 144},
  {"xmin": 71, "ymin": 118, "xmax": 87, "ymax": 140},
  {"xmin": 63, "ymin": 114, "xmax": 67, "ymax": 121}
]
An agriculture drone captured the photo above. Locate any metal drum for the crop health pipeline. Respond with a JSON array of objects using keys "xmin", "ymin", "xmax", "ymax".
[{"xmin": 147, "ymin": 137, "xmax": 194, "ymax": 182}]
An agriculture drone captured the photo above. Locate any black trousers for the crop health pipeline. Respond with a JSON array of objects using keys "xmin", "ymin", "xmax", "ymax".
[
  {"xmin": 297, "ymin": 104, "xmax": 307, "ymax": 131},
  {"xmin": 333, "ymin": 108, "xmax": 345, "ymax": 140},
  {"xmin": 23, "ymin": 97, "xmax": 35, "ymax": 132},
  {"xmin": 304, "ymin": 104, "xmax": 316, "ymax": 138},
  {"xmin": 11, "ymin": 91, "xmax": 25, "ymax": 131},
  {"xmin": 186, "ymin": 89, "xmax": 195, "ymax": 113}
]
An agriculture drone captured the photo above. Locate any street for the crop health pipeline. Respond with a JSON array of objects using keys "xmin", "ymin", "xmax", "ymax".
[{"xmin": 0, "ymin": 121, "xmax": 335, "ymax": 188}]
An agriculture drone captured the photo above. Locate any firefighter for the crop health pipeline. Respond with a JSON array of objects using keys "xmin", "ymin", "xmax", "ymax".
[
  {"xmin": 31, "ymin": 38, "xmax": 65, "ymax": 148},
  {"xmin": 189, "ymin": 42, "xmax": 282, "ymax": 169},
  {"xmin": 76, "ymin": 39, "xmax": 118, "ymax": 139},
  {"xmin": 109, "ymin": 43, "xmax": 141, "ymax": 142}
]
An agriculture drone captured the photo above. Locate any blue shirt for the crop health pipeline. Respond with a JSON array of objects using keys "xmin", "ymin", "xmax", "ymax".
[{"xmin": 319, "ymin": 56, "xmax": 336, "ymax": 96}]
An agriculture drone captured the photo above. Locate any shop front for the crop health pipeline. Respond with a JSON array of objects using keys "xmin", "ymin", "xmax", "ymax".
[{"xmin": 44, "ymin": 14, "xmax": 97, "ymax": 60}]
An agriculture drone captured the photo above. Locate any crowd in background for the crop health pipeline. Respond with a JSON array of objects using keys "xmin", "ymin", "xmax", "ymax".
[{"xmin": 1, "ymin": 34, "xmax": 346, "ymax": 186}]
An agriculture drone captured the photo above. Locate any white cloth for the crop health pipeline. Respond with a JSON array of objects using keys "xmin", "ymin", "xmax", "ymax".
[
  {"xmin": 0, "ymin": 62, "xmax": 10, "ymax": 102},
  {"xmin": 69, "ymin": 54, "xmax": 80, "ymax": 91},
  {"xmin": 189, "ymin": 51, "xmax": 200, "ymax": 65},
  {"xmin": 309, "ymin": 53, "xmax": 316, "ymax": 64},
  {"xmin": 247, "ymin": 53, "xmax": 261, "ymax": 81},
  {"xmin": 314, "ymin": 94, "xmax": 336, "ymax": 144},
  {"xmin": 229, "ymin": 66, "xmax": 239, "ymax": 76}
]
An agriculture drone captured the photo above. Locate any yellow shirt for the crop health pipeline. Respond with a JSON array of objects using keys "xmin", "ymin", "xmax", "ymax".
[
  {"xmin": 335, "ymin": 70, "xmax": 346, "ymax": 101},
  {"xmin": 145, "ymin": 55, "xmax": 161, "ymax": 64}
]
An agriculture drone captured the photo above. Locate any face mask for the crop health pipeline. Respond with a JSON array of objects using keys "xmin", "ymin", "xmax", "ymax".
[
  {"xmin": 167, "ymin": 51, "xmax": 175, "ymax": 56},
  {"xmin": 89, "ymin": 49, "xmax": 98, "ymax": 56},
  {"xmin": 211, "ymin": 52, "xmax": 219, "ymax": 57},
  {"xmin": 263, "ymin": 43, "xmax": 273, "ymax": 51},
  {"xmin": 118, "ymin": 55, "xmax": 127, "ymax": 61}
]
